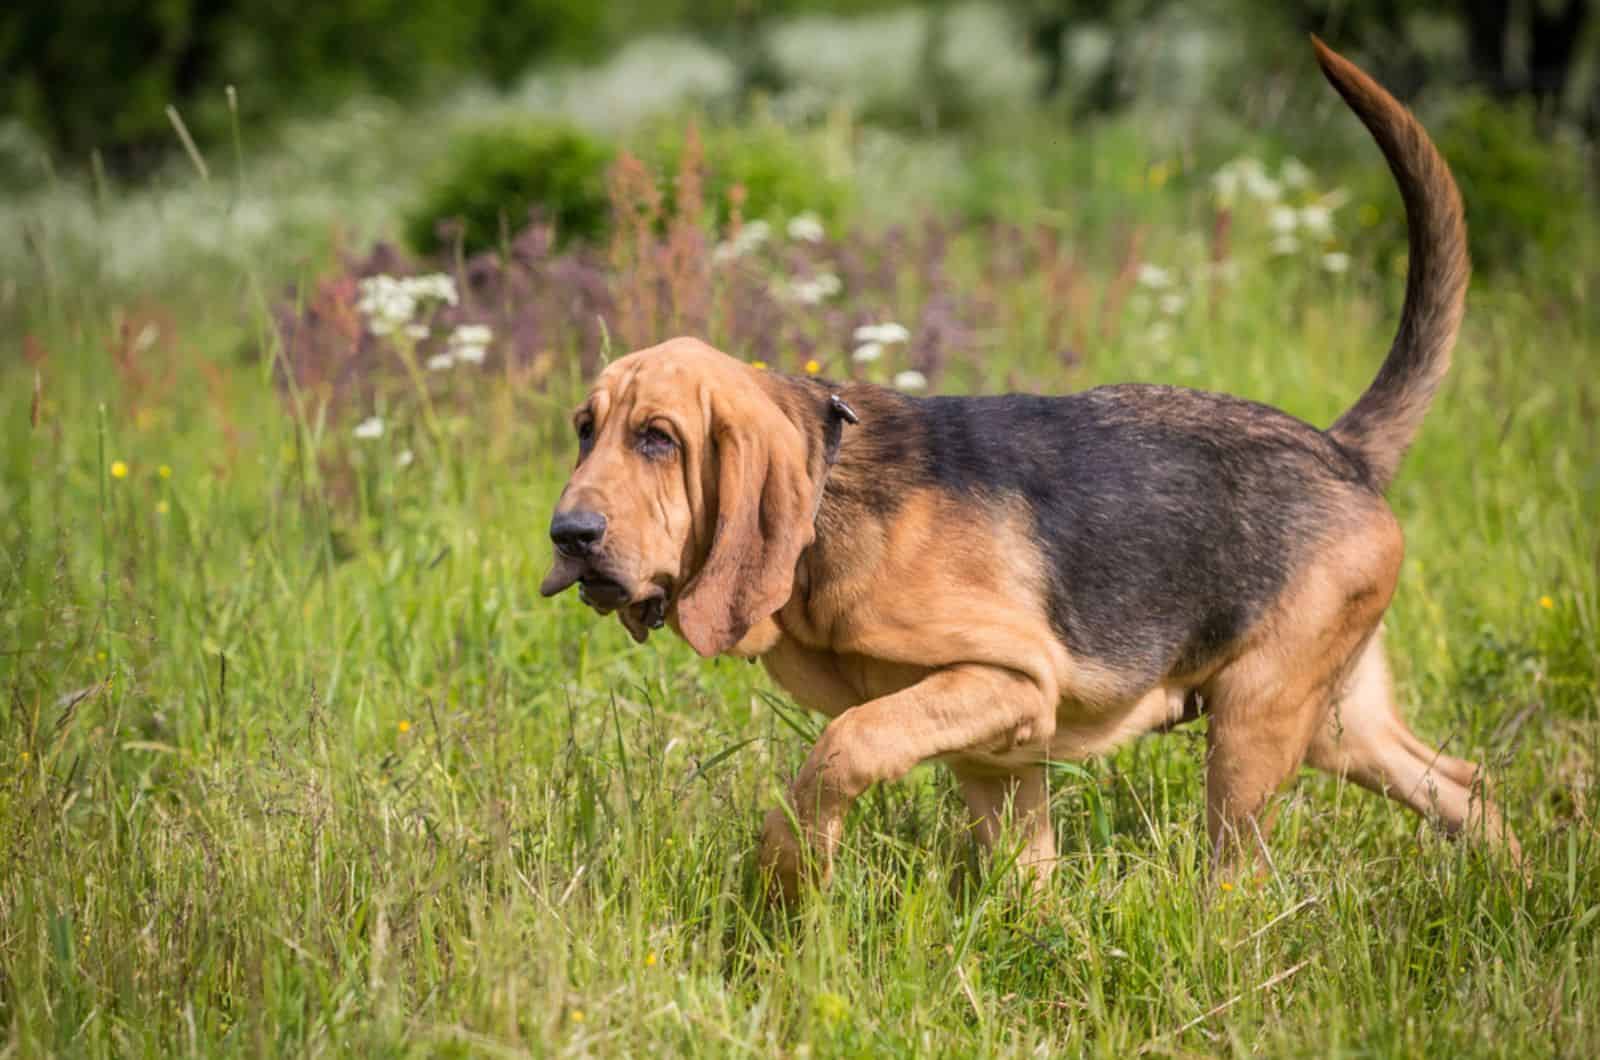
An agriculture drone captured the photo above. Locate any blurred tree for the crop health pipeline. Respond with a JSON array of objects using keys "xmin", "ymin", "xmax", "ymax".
[
  {"xmin": 1007, "ymin": 0, "xmax": 1595, "ymax": 129},
  {"xmin": 1004, "ymin": 0, "xmax": 1163, "ymax": 112},
  {"xmin": 1, "ymin": 0, "xmax": 903, "ymax": 173},
  {"xmin": 2, "ymin": 1, "xmax": 199, "ymax": 171},
  {"xmin": 472, "ymin": 0, "xmax": 610, "ymax": 86},
  {"xmin": 1282, "ymin": 0, "xmax": 1594, "ymax": 124}
]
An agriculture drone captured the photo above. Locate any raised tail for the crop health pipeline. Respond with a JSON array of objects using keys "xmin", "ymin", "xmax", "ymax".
[{"xmin": 1313, "ymin": 36, "xmax": 1469, "ymax": 491}]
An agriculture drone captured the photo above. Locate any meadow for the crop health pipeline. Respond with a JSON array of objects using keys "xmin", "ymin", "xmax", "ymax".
[{"xmin": 3, "ymin": 12, "xmax": 1599, "ymax": 1057}]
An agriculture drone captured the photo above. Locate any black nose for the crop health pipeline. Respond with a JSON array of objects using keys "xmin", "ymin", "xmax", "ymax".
[{"xmin": 550, "ymin": 509, "xmax": 606, "ymax": 557}]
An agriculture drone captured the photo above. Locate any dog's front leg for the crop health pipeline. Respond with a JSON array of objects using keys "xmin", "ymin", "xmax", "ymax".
[{"xmin": 760, "ymin": 662, "xmax": 1055, "ymax": 902}]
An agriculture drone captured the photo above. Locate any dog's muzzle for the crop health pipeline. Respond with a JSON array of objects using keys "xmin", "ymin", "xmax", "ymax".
[{"xmin": 540, "ymin": 521, "xmax": 670, "ymax": 643}]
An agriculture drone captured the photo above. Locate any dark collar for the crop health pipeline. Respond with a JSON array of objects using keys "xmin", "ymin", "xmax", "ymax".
[{"xmin": 822, "ymin": 393, "xmax": 858, "ymax": 467}]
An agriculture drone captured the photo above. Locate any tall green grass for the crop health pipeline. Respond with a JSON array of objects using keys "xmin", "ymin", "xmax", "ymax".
[{"xmin": 3, "ymin": 78, "xmax": 1598, "ymax": 1060}]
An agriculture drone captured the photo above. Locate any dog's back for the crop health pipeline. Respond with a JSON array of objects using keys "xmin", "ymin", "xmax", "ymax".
[{"xmin": 898, "ymin": 384, "xmax": 1384, "ymax": 690}]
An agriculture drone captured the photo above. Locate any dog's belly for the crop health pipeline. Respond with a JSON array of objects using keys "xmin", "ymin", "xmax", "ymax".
[
  {"xmin": 955, "ymin": 685, "xmax": 1189, "ymax": 771},
  {"xmin": 1048, "ymin": 685, "xmax": 1190, "ymax": 760}
]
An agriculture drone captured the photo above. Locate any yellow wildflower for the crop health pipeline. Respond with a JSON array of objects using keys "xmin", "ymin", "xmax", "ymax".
[
  {"xmin": 19, "ymin": 751, "xmax": 28, "ymax": 764},
  {"xmin": 804, "ymin": 359, "xmax": 822, "ymax": 376},
  {"xmin": 155, "ymin": 500, "xmax": 170, "ymax": 515},
  {"xmin": 1219, "ymin": 881, "xmax": 1234, "ymax": 892},
  {"xmin": 110, "ymin": 460, "xmax": 128, "ymax": 479},
  {"xmin": 398, "ymin": 720, "xmax": 411, "ymax": 734},
  {"xmin": 158, "ymin": 464, "xmax": 172, "ymax": 479},
  {"xmin": 645, "ymin": 951, "xmax": 658, "ymax": 967},
  {"xmin": 570, "ymin": 1009, "xmax": 585, "ymax": 1024},
  {"xmin": 814, "ymin": 991, "xmax": 850, "ymax": 1025},
  {"xmin": 1539, "ymin": 595, "xmax": 1554, "ymax": 610}
]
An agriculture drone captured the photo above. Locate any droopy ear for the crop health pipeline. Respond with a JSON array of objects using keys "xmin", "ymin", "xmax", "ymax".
[{"xmin": 674, "ymin": 390, "xmax": 818, "ymax": 657}]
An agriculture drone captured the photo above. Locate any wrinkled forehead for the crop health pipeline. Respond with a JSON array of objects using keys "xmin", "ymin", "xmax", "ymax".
[{"xmin": 588, "ymin": 341, "xmax": 740, "ymax": 421}]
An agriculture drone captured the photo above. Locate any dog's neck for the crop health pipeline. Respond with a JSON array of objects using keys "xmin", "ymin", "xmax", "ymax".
[
  {"xmin": 756, "ymin": 371, "xmax": 861, "ymax": 527},
  {"xmin": 756, "ymin": 372, "xmax": 920, "ymax": 649}
]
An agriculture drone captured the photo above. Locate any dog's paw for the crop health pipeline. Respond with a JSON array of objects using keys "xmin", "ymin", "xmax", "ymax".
[{"xmin": 758, "ymin": 805, "xmax": 831, "ymax": 904}]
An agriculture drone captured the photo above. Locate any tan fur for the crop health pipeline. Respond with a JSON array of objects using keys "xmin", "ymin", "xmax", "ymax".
[
  {"xmin": 543, "ymin": 45, "xmax": 1522, "ymax": 902},
  {"xmin": 1200, "ymin": 504, "xmax": 1403, "ymax": 867},
  {"xmin": 1308, "ymin": 632, "xmax": 1521, "ymax": 858}
]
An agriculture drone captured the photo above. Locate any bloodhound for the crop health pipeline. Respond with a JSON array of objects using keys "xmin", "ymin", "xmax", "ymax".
[{"xmin": 540, "ymin": 39, "xmax": 1521, "ymax": 901}]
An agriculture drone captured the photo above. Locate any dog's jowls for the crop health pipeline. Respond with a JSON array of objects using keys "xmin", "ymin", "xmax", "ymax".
[{"xmin": 541, "ymin": 38, "xmax": 1521, "ymax": 902}]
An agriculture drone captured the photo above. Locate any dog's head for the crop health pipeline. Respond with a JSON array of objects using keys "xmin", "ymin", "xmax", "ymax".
[{"xmin": 540, "ymin": 338, "xmax": 826, "ymax": 656}]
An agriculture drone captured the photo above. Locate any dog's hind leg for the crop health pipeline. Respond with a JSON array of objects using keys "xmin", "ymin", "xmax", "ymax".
[
  {"xmin": 1201, "ymin": 654, "xmax": 1347, "ymax": 875},
  {"xmin": 1307, "ymin": 631, "xmax": 1522, "ymax": 862},
  {"xmin": 949, "ymin": 762, "xmax": 1056, "ymax": 887},
  {"xmin": 1201, "ymin": 517, "xmax": 1403, "ymax": 875}
]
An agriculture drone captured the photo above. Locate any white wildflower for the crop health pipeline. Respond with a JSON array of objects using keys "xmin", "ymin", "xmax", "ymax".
[
  {"xmin": 853, "ymin": 322, "xmax": 910, "ymax": 345},
  {"xmin": 1271, "ymin": 234, "xmax": 1301, "ymax": 256},
  {"xmin": 787, "ymin": 212, "xmax": 825, "ymax": 243},
  {"xmin": 404, "ymin": 273, "xmax": 459, "ymax": 306},
  {"xmin": 892, "ymin": 370, "xmax": 927, "ymax": 391},
  {"xmin": 404, "ymin": 323, "xmax": 431, "ymax": 341},
  {"xmin": 852, "ymin": 341, "xmax": 884, "ymax": 364},
  {"xmin": 427, "ymin": 354, "xmax": 455, "ymax": 371},
  {"xmin": 448, "ymin": 323, "xmax": 492, "ymax": 366},
  {"xmin": 788, "ymin": 271, "xmax": 841, "ymax": 305},
  {"xmin": 790, "ymin": 281, "xmax": 825, "ymax": 304},
  {"xmin": 1321, "ymin": 251, "xmax": 1351, "ymax": 274},
  {"xmin": 1281, "ymin": 157, "xmax": 1313, "ymax": 188},
  {"xmin": 396, "ymin": 449, "xmax": 415, "ymax": 468},
  {"xmin": 450, "ymin": 323, "xmax": 492, "ymax": 346},
  {"xmin": 1213, "ymin": 157, "xmax": 1267, "ymax": 206},
  {"xmin": 357, "ymin": 276, "xmax": 416, "ymax": 336},
  {"xmin": 353, "ymin": 416, "xmax": 384, "ymax": 440},
  {"xmin": 1319, "ymin": 187, "xmax": 1352, "ymax": 210},
  {"xmin": 1159, "ymin": 292, "xmax": 1187, "ymax": 316},
  {"xmin": 1212, "ymin": 167, "xmax": 1241, "ymax": 206},
  {"xmin": 1268, "ymin": 206, "xmax": 1299, "ymax": 234},
  {"xmin": 1137, "ymin": 264, "xmax": 1173, "ymax": 289},
  {"xmin": 1244, "ymin": 170, "xmax": 1282, "ymax": 202},
  {"xmin": 1299, "ymin": 204, "xmax": 1334, "ymax": 238},
  {"xmin": 713, "ymin": 219, "xmax": 772, "ymax": 263},
  {"xmin": 357, "ymin": 272, "xmax": 459, "ymax": 337}
]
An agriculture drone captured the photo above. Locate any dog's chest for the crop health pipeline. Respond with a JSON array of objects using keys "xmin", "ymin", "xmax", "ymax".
[{"xmin": 759, "ymin": 636, "xmax": 928, "ymax": 719}]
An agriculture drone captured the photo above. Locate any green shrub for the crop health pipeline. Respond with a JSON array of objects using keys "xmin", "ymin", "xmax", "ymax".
[
  {"xmin": 644, "ymin": 121, "xmax": 849, "ymax": 226},
  {"xmin": 405, "ymin": 123, "xmax": 615, "ymax": 256},
  {"xmin": 1435, "ymin": 95, "xmax": 1589, "ymax": 275}
]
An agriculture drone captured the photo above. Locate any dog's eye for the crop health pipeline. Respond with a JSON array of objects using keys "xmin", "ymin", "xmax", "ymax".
[
  {"xmin": 635, "ymin": 426, "xmax": 676, "ymax": 459},
  {"xmin": 575, "ymin": 418, "xmax": 595, "ymax": 455}
]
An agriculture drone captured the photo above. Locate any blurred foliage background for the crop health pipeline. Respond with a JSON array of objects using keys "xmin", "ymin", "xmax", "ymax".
[
  {"xmin": 4, "ymin": 5, "xmax": 1599, "ymax": 1056},
  {"xmin": 5, "ymin": 1, "xmax": 1596, "ymax": 172},
  {"xmin": 2, "ymin": 1, "xmax": 1594, "ymax": 293}
]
